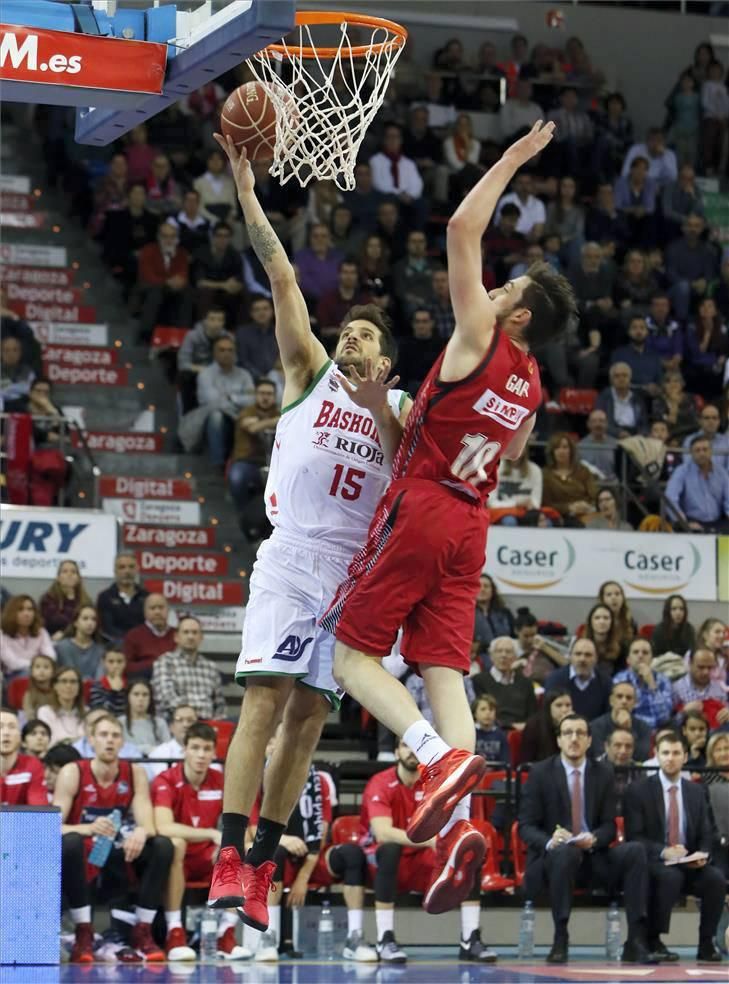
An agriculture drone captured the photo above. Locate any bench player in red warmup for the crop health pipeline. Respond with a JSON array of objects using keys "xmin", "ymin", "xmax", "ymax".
[{"xmin": 322, "ymin": 121, "xmax": 577, "ymax": 915}]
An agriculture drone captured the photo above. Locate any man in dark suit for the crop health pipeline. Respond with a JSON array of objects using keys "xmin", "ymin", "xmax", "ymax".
[
  {"xmin": 544, "ymin": 639, "xmax": 612, "ymax": 721},
  {"xmin": 625, "ymin": 731, "xmax": 724, "ymax": 963},
  {"xmin": 518, "ymin": 713, "xmax": 654, "ymax": 965}
]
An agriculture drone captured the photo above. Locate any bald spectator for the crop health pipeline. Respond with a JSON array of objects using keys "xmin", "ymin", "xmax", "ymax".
[
  {"xmin": 672, "ymin": 648, "xmax": 729, "ymax": 729},
  {"xmin": 613, "ymin": 638, "xmax": 674, "ymax": 731},
  {"xmin": 590, "ymin": 680, "xmax": 652, "ymax": 761},
  {"xmin": 471, "ymin": 637, "xmax": 537, "ymax": 730},
  {"xmin": 595, "ymin": 362, "xmax": 649, "ymax": 438},
  {"xmin": 151, "ymin": 616, "xmax": 226, "ymax": 720},
  {"xmin": 122, "ymin": 594, "xmax": 177, "ymax": 679},
  {"xmin": 96, "ymin": 553, "xmax": 148, "ymax": 646},
  {"xmin": 136, "ymin": 221, "xmax": 192, "ymax": 341},
  {"xmin": 666, "ymin": 437, "xmax": 729, "ymax": 533},
  {"xmin": 577, "ymin": 409, "xmax": 618, "ymax": 479},
  {"xmin": 544, "ymin": 639, "xmax": 612, "ymax": 721}
]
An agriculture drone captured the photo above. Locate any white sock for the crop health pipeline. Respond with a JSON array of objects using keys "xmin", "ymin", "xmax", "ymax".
[
  {"xmin": 402, "ymin": 720, "xmax": 451, "ymax": 765},
  {"xmin": 165, "ymin": 910, "xmax": 182, "ymax": 931},
  {"xmin": 440, "ymin": 794, "xmax": 471, "ymax": 836},
  {"xmin": 268, "ymin": 905, "xmax": 281, "ymax": 944},
  {"xmin": 347, "ymin": 908, "xmax": 363, "ymax": 936},
  {"xmin": 244, "ymin": 925, "xmax": 261, "ymax": 950},
  {"xmin": 375, "ymin": 907, "xmax": 394, "ymax": 941},
  {"xmin": 218, "ymin": 911, "xmax": 238, "ymax": 935},
  {"xmin": 70, "ymin": 906, "xmax": 92, "ymax": 925},
  {"xmin": 460, "ymin": 902, "xmax": 480, "ymax": 942},
  {"xmin": 135, "ymin": 906, "xmax": 157, "ymax": 925}
]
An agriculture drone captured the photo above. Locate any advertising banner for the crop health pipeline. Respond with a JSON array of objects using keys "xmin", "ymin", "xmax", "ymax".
[
  {"xmin": 135, "ymin": 551, "xmax": 229, "ymax": 578},
  {"xmin": 71, "ymin": 432, "xmax": 162, "ymax": 455},
  {"xmin": 144, "ymin": 579, "xmax": 245, "ymax": 607},
  {"xmin": 103, "ymin": 499, "xmax": 201, "ymax": 526},
  {"xmin": 486, "ymin": 527, "xmax": 717, "ymax": 601},
  {"xmin": 1, "ymin": 266, "xmax": 75, "ymax": 286},
  {"xmin": 45, "ymin": 363, "xmax": 128, "ymax": 386},
  {"xmin": 8, "ymin": 283, "xmax": 83, "ymax": 305},
  {"xmin": 32, "ymin": 322, "xmax": 108, "ymax": 346},
  {"xmin": 122, "ymin": 524, "xmax": 215, "ymax": 549},
  {"xmin": 100, "ymin": 477, "xmax": 193, "ymax": 500},
  {"xmin": 11, "ymin": 300, "xmax": 96, "ymax": 322},
  {"xmin": 0, "ymin": 506, "xmax": 117, "ymax": 578},
  {"xmin": 0, "ymin": 243, "xmax": 66, "ymax": 266}
]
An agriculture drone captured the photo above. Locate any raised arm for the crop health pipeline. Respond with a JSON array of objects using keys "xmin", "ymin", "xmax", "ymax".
[
  {"xmin": 445, "ymin": 122, "xmax": 556, "ymax": 360},
  {"xmin": 214, "ymin": 135, "xmax": 327, "ymax": 389}
]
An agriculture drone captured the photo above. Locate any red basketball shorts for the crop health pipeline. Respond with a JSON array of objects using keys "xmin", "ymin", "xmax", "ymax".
[
  {"xmin": 282, "ymin": 849, "xmax": 336, "ymax": 889},
  {"xmin": 366, "ymin": 845, "xmax": 438, "ymax": 894},
  {"xmin": 321, "ymin": 478, "xmax": 488, "ymax": 673}
]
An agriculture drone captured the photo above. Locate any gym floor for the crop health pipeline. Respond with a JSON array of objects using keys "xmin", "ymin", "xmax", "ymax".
[{"xmin": 0, "ymin": 948, "xmax": 725, "ymax": 984}]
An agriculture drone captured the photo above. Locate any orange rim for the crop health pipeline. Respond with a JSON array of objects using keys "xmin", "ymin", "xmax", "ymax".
[{"xmin": 263, "ymin": 10, "xmax": 407, "ymax": 60}]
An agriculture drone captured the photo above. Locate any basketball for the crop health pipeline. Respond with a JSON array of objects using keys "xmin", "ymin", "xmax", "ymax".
[{"xmin": 220, "ymin": 81, "xmax": 277, "ymax": 160}]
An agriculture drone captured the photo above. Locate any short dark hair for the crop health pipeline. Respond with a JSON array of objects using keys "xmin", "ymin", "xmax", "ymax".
[
  {"xmin": 205, "ymin": 304, "xmax": 227, "ymax": 317},
  {"xmin": 44, "ymin": 744, "xmax": 81, "ymax": 769},
  {"xmin": 690, "ymin": 434, "xmax": 711, "ymax": 450},
  {"xmin": 521, "ymin": 262, "xmax": 578, "ymax": 348},
  {"xmin": 255, "ymin": 377, "xmax": 276, "ymax": 390},
  {"xmin": 500, "ymin": 203, "xmax": 521, "ymax": 219},
  {"xmin": 21, "ymin": 718, "xmax": 51, "ymax": 741},
  {"xmin": 30, "ymin": 376, "xmax": 52, "ymax": 390},
  {"xmin": 557, "ymin": 712, "xmax": 591, "ymax": 736},
  {"xmin": 213, "ymin": 221, "xmax": 233, "ymax": 236},
  {"xmin": 515, "ymin": 607, "xmax": 537, "ymax": 631},
  {"xmin": 341, "ymin": 304, "xmax": 398, "ymax": 365},
  {"xmin": 184, "ymin": 722, "xmax": 218, "ymax": 746},
  {"xmin": 656, "ymin": 730, "xmax": 686, "ymax": 752},
  {"xmin": 212, "ymin": 336, "xmax": 235, "ymax": 352},
  {"xmin": 177, "ymin": 614, "xmax": 202, "ymax": 630}
]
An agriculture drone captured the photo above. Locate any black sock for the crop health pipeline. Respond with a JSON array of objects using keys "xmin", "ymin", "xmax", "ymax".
[
  {"xmin": 246, "ymin": 817, "xmax": 285, "ymax": 867},
  {"xmin": 221, "ymin": 812, "xmax": 249, "ymax": 859}
]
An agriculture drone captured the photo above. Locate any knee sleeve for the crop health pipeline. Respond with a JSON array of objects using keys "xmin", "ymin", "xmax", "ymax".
[
  {"xmin": 329, "ymin": 843, "xmax": 366, "ymax": 887},
  {"xmin": 374, "ymin": 843, "xmax": 401, "ymax": 904}
]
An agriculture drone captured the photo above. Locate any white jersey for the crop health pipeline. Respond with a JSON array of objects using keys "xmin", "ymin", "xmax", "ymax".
[{"xmin": 264, "ymin": 359, "xmax": 405, "ymax": 553}]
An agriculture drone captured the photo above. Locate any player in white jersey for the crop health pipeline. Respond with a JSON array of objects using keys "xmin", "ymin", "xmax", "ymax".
[{"xmin": 207, "ymin": 134, "xmax": 413, "ymax": 934}]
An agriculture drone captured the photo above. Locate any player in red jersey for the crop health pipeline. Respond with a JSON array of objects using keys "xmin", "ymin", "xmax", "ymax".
[
  {"xmin": 361, "ymin": 741, "xmax": 497, "ymax": 963},
  {"xmin": 54, "ymin": 713, "xmax": 173, "ymax": 963},
  {"xmin": 322, "ymin": 122, "xmax": 577, "ymax": 915},
  {"xmin": 0, "ymin": 708, "xmax": 47, "ymax": 805},
  {"xmin": 152, "ymin": 722, "xmax": 249, "ymax": 961}
]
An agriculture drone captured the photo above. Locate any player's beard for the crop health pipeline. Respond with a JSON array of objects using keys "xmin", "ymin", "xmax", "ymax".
[{"xmin": 336, "ymin": 350, "xmax": 366, "ymax": 376}]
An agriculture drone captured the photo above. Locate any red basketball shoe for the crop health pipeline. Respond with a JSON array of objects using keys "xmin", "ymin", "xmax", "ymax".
[
  {"xmin": 208, "ymin": 846, "xmax": 245, "ymax": 909},
  {"xmin": 70, "ymin": 923, "xmax": 95, "ymax": 963},
  {"xmin": 423, "ymin": 820, "xmax": 486, "ymax": 914},
  {"xmin": 406, "ymin": 749, "xmax": 487, "ymax": 844},
  {"xmin": 237, "ymin": 860, "xmax": 277, "ymax": 931},
  {"xmin": 130, "ymin": 923, "xmax": 165, "ymax": 962},
  {"xmin": 165, "ymin": 926, "xmax": 196, "ymax": 961}
]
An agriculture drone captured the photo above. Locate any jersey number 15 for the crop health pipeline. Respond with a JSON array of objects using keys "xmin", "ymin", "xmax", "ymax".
[{"xmin": 329, "ymin": 464, "xmax": 366, "ymax": 501}]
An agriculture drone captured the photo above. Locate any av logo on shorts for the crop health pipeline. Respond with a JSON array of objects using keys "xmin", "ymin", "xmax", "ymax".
[
  {"xmin": 472, "ymin": 388, "xmax": 530, "ymax": 430},
  {"xmin": 274, "ymin": 634, "xmax": 314, "ymax": 662}
]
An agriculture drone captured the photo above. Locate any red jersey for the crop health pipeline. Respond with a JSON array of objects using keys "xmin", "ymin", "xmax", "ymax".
[
  {"xmin": 359, "ymin": 766, "xmax": 420, "ymax": 854},
  {"xmin": 66, "ymin": 758, "xmax": 135, "ymax": 828},
  {"xmin": 0, "ymin": 753, "xmax": 47, "ymax": 806},
  {"xmin": 151, "ymin": 762, "xmax": 224, "ymax": 835},
  {"xmin": 393, "ymin": 328, "xmax": 541, "ymax": 503}
]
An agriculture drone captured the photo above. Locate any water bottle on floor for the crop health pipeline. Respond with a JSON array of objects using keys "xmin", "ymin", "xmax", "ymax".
[
  {"xmin": 200, "ymin": 909, "xmax": 219, "ymax": 962},
  {"xmin": 518, "ymin": 901, "xmax": 535, "ymax": 959},
  {"xmin": 318, "ymin": 899, "xmax": 334, "ymax": 961},
  {"xmin": 605, "ymin": 901, "xmax": 621, "ymax": 962}
]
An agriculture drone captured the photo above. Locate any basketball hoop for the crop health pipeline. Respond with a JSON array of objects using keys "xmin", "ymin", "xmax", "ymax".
[{"xmin": 246, "ymin": 10, "xmax": 408, "ymax": 190}]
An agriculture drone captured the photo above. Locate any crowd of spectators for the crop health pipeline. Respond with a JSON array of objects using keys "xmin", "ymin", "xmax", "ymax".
[{"xmin": 6, "ymin": 30, "xmax": 726, "ymax": 531}]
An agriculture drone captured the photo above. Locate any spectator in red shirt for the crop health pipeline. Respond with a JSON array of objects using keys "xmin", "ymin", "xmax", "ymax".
[
  {"xmin": 152, "ymin": 723, "xmax": 248, "ymax": 961},
  {"xmin": 360, "ymin": 740, "xmax": 496, "ymax": 964},
  {"xmin": 123, "ymin": 594, "xmax": 177, "ymax": 679},
  {"xmin": 136, "ymin": 222, "xmax": 193, "ymax": 341},
  {"xmin": 0, "ymin": 708, "xmax": 48, "ymax": 805}
]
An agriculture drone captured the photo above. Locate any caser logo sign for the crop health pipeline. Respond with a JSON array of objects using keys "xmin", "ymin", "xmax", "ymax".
[
  {"xmin": 493, "ymin": 537, "xmax": 576, "ymax": 590},
  {"xmin": 0, "ymin": 30, "xmax": 81, "ymax": 75}
]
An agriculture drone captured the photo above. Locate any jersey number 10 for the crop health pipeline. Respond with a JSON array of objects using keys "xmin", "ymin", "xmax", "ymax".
[
  {"xmin": 451, "ymin": 434, "xmax": 501, "ymax": 486},
  {"xmin": 329, "ymin": 464, "xmax": 366, "ymax": 501}
]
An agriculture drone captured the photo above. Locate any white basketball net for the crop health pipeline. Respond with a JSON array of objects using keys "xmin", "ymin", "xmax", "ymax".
[{"xmin": 247, "ymin": 20, "xmax": 405, "ymax": 191}]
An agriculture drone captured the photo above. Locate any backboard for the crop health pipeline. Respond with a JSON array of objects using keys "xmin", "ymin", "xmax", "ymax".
[{"xmin": 0, "ymin": 0, "xmax": 295, "ymax": 145}]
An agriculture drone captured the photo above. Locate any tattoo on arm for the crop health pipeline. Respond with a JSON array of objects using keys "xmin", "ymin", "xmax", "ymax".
[{"xmin": 247, "ymin": 220, "xmax": 279, "ymax": 268}]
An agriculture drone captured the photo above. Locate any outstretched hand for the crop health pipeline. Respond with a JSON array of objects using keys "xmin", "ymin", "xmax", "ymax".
[
  {"xmin": 337, "ymin": 359, "xmax": 400, "ymax": 414},
  {"xmin": 505, "ymin": 120, "xmax": 556, "ymax": 166},
  {"xmin": 213, "ymin": 132, "xmax": 255, "ymax": 195}
]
